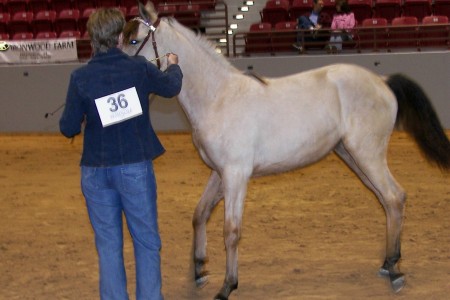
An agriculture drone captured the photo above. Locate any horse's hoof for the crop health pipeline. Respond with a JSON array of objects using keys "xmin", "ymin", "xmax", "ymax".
[
  {"xmin": 390, "ymin": 274, "xmax": 405, "ymax": 293},
  {"xmin": 195, "ymin": 274, "xmax": 209, "ymax": 289},
  {"xmin": 378, "ymin": 267, "xmax": 389, "ymax": 277},
  {"xmin": 214, "ymin": 293, "xmax": 228, "ymax": 300}
]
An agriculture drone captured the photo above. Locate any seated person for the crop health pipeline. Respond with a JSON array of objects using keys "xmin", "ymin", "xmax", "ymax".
[
  {"xmin": 327, "ymin": 0, "xmax": 356, "ymax": 52},
  {"xmin": 293, "ymin": 0, "xmax": 329, "ymax": 51}
]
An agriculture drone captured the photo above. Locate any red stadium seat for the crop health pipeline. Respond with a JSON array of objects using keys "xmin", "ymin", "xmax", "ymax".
[
  {"xmin": 32, "ymin": 10, "xmax": 56, "ymax": 37},
  {"xmin": 59, "ymin": 29, "xmax": 81, "ymax": 39},
  {"xmin": 78, "ymin": 7, "xmax": 96, "ymax": 36},
  {"xmin": 35, "ymin": 30, "xmax": 57, "ymax": 39},
  {"xmin": 119, "ymin": 0, "xmax": 140, "ymax": 12},
  {"xmin": 320, "ymin": 0, "xmax": 336, "ymax": 22},
  {"xmin": 51, "ymin": 0, "xmax": 73, "ymax": 14},
  {"xmin": 55, "ymin": 9, "xmax": 80, "ymax": 35},
  {"xmin": 389, "ymin": 16, "xmax": 418, "ymax": 49},
  {"xmin": 8, "ymin": 11, "xmax": 33, "ymax": 36},
  {"xmin": 5, "ymin": 0, "xmax": 28, "ymax": 15},
  {"xmin": 348, "ymin": 0, "xmax": 373, "ymax": 25},
  {"xmin": 433, "ymin": 0, "xmax": 450, "ymax": 19},
  {"xmin": 419, "ymin": 15, "xmax": 449, "ymax": 47},
  {"xmin": 0, "ymin": 12, "xmax": 10, "ymax": 34},
  {"xmin": 176, "ymin": 4, "xmax": 201, "ymax": 28},
  {"xmin": 126, "ymin": 5, "xmax": 138, "ymax": 20},
  {"xmin": 28, "ymin": 0, "xmax": 50, "ymax": 14},
  {"xmin": 260, "ymin": 0, "xmax": 290, "ymax": 27},
  {"xmin": 245, "ymin": 22, "xmax": 273, "ymax": 53},
  {"xmin": 272, "ymin": 21, "xmax": 297, "ymax": 51},
  {"xmin": 12, "ymin": 31, "xmax": 33, "ymax": 39},
  {"xmin": 190, "ymin": 0, "xmax": 216, "ymax": 11},
  {"xmin": 0, "ymin": 32, "xmax": 10, "ymax": 39},
  {"xmin": 357, "ymin": 17, "xmax": 388, "ymax": 50},
  {"xmin": 97, "ymin": 0, "xmax": 118, "ymax": 8},
  {"xmin": 289, "ymin": 0, "xmax": 313, "ymax": 21},
  {"xmin": 157, "ymin": 3, "xmax": 177, "ymax": 18},
  {"xmin": 402, "ymin": 0, "xmax": 432, "ymax": 22},
  {"xmin": 373, "ymin": 0, "xmax": 401, "ymax": 23},
  {"xmin": 74, "ymin": 0, "xmax": 97, "ymax": 14}
]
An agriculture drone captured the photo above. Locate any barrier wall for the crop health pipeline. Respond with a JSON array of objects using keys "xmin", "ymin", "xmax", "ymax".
[{"xmin": 0, "ymin": 51, "xmax": 449, "ymax": 133}]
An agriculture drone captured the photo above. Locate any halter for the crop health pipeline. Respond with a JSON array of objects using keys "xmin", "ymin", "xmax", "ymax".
[{"xmin": 133, "ymin": 17, "xmax": 161, "ymax": 69}]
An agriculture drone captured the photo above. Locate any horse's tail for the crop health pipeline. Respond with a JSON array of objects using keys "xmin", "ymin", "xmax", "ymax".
[{"xmin": 386, "ymin": 73, "xmax": 450, "ymax": 170}]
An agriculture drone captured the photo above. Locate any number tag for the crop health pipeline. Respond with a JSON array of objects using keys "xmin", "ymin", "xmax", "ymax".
[{"xmin": 95, "ymin": 87, "xmax": 143, "ymax": 127}]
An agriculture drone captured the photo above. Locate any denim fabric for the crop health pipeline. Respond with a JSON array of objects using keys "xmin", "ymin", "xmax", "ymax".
[
  {"xmin": 60, "ymin": 48, "xmax": 183, "ymax": 167},
  {"xmin": 81, "ymin": 160, "xmax": 163, "ymax": 300}
]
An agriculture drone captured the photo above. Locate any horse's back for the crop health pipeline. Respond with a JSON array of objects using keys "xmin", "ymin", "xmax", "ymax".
[{"xmin": 251, "ymin": 64, "xmax": 397, "ymax": 174}]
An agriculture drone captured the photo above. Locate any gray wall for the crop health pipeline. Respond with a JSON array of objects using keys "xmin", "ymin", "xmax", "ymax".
[{"xmin": 0, "ymin": 51, "xmax": 449, "ymax": 133}]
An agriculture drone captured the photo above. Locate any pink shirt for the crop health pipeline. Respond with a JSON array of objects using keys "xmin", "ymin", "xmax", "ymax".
[{"xmin": 331, "ymin": 12, "xmax": 356, "ymax": 30}]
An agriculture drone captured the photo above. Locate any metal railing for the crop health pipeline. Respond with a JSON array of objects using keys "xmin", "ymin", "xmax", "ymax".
[{"xmin": 232, "ymin": 23, "xmax": 450, "ymax": 57}]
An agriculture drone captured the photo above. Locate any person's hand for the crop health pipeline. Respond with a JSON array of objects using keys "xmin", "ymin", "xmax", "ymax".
[{"xmin": 167, "ymin": 53, "xmax": 178, "ymax": 65}]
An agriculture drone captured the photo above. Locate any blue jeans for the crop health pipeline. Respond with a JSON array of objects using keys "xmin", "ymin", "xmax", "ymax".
[{"xmin": 81, "ymin": 161, "xmax": 163, "ymax": 300}]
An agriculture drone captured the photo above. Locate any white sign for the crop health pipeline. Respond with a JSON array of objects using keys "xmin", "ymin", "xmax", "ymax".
[
  {"xmin": 0, "ymin": 38, "xmax": 78, "ymax": 64},
  {"xmin": 95, "ymin": 87, "xmax": 143, "ymax": 127}
]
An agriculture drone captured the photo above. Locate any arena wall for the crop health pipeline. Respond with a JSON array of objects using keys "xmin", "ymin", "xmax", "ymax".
[{"xmin": 0, "ymin": 51, "xmax": 448, "ymax": 132}]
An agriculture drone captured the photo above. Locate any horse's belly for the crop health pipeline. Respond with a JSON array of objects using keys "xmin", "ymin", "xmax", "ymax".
[{"xmin": 252, "ymin": 129, "xmax": 341, "ymax": 176}]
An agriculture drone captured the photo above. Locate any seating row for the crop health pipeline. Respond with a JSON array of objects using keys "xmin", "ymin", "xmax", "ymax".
[
  {"xmin": 0, "ymin": 8, "xmax": 127, "ymax": 39},
  {"xmin": 245, "ymin": 15, "xmax": 449, "ymax": 53},
  {"xmin": 261, "ymin": 0, "xmax": 450, "ymax": 26},
  {"xmin": 0, "ymin": 3, "xmax": 207, "ymax": 40},
  {"xmin": 0, "ymin": 0, "xmax": 216, "ymax": 14},
  {"xmin": 0, "ymin": 0, "xmax": 141, "ymax": 14}
]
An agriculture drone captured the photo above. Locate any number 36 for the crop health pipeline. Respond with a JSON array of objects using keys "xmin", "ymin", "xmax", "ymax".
[{"xmin": 107, "ymin": 94, "xmax": 128, "ymax": 112}]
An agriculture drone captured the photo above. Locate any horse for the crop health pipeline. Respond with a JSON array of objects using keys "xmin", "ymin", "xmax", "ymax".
[{"xmin": 122, "ymin": 2, "xmax": 450, "ymax": 299}]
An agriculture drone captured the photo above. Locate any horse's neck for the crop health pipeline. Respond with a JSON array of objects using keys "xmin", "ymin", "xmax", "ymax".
[{"xmin": 172, "ymin": 38, "xmax": 232, "ymax": 128}]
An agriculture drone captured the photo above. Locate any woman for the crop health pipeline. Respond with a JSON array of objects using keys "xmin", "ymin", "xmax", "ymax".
[
  {"xmin": 328, "ymin": 0, "xmax": 356, "ymax": 53},
  {"xmin": 59, "ymin": 8, "xmax": 183, "ymax": 300}
]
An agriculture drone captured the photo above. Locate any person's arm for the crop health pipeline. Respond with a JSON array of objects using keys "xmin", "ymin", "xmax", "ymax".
[
  {"xmin": 346, "ymin": 13, "xmax": 356, "ymax": 29},
  {"xmin": 59, "ymin": 73, "xmax": 84, "ymax": 138},
  {"xmin": 145, "ymin": 54, "xmax": 183, "ymax": 98}
]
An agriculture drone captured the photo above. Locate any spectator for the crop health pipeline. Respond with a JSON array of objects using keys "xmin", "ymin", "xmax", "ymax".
[
  {"xmin": 327, "ymin": 0, "xmax": 356, "ymax": 53},
  {"xmin": 293, "ymin": 0, "xmax": 328, "ymax": 52},
  {"xmin": 59, "ymin": 8, "xmax": 183, "ymax": 300}
]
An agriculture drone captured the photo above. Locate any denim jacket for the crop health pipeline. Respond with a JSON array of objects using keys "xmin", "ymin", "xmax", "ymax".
[{"xmin": 60, "ymin": 48, "xmax": 183, "ymax": 167}]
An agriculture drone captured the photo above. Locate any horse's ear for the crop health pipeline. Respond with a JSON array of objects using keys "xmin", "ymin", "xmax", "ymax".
[{"xmin": 138, "ymin": 1, "xmax": 158, "ymax": 23}]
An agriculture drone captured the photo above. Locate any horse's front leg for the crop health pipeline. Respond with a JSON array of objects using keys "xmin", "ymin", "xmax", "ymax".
[
  {"xmin": 192, "ymin": 170, "xmax": 223, "ymax": 287},
  {"xmin": 215, "ymin": 168, "xmax": 250, "ymax": 300}
]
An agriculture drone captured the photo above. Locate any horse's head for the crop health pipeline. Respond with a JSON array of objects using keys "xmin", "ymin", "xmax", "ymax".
[{"xmin": 122, "ymin": 1, "xmax": 172, "ymax": 70}]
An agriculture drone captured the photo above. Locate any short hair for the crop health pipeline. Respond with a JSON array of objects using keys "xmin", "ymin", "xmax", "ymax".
[{"xmin": 87, "ymin": 8, "xmax": 125, "ymax": 54}]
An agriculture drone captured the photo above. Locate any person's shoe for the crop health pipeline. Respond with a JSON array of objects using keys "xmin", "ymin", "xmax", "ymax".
[
  {"xmin": 292, "ymin": 43, "xmax": 303, "ymax": 53},
  {"xmin": 325, "ymin": 45, "xmax": 338, "ymax": 54}
]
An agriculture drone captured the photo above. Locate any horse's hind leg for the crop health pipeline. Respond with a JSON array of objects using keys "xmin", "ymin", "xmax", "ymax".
[
  {"xmin": 192, "ymin": 170, "xmax": 223, "ymax": 287},
  {"xmin": 334, "ymin": 141, "xmax": 406, "ymax": 292}
]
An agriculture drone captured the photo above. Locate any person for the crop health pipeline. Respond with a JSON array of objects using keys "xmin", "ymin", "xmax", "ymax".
[
  {"xmin": 327, "ymin": 0, "xmax": 356, "ymax": 53},
  {"xmin": 59, "ymin": 8, "xmax": 183, "ymax": 300},
  {"xmin": 293, "ymin": 0, "xmax": 328, "ymax": 52}
]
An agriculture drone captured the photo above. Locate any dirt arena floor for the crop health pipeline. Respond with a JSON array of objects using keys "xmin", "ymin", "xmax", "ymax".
[{"xmin": 0, "ymin": 131, "xmax": 449, "ymax": 300}]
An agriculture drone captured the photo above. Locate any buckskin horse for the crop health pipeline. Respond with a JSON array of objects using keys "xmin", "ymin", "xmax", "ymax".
[{"xmin": 122, "ymin": 2, "xmax": 450, "ymax": 299}]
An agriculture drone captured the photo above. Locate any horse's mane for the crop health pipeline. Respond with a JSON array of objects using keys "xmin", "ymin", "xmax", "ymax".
[{"xmin": 167, "ymin": 18, "xmax": 234, "ymax": 71}]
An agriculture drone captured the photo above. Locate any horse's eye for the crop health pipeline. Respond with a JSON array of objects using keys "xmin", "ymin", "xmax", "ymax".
[{"xmin": 130, "ymin": 40, "xmax": 139, "ymax": 45}]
